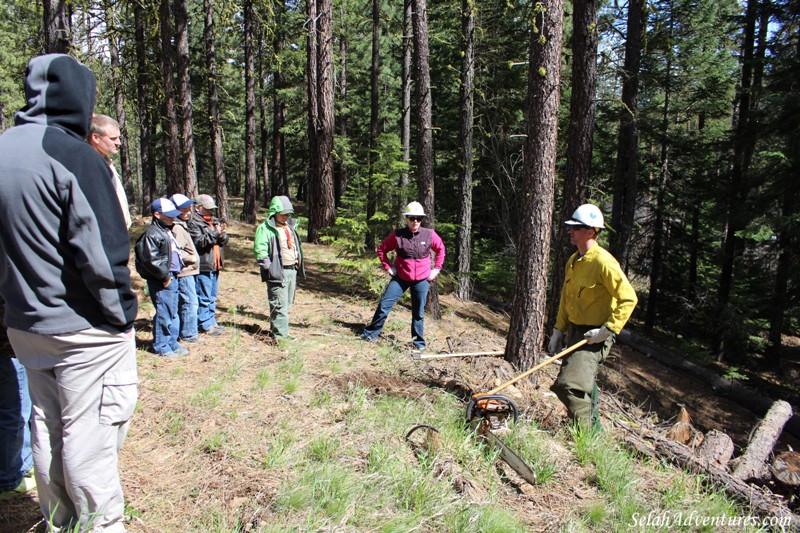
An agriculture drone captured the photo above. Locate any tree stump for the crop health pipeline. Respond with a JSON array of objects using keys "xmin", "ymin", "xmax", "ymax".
[
  {"xmin": 733, "ymin": 400, "xmax": 793, "ymax": 482},
  {"xmin": 696, "ymin": 429, "xmax": 734, "ymax": 469},
  {"xmin": 771, "ymin": 451, "xmax": 800, "ymax": 487}
]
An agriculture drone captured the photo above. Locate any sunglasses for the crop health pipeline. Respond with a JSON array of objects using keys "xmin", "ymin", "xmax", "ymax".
[{"xmin": 406, "ymin": 216, "xmax": 424, "ymax": 222}]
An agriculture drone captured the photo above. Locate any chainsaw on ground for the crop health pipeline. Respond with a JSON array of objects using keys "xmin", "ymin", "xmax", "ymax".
[{"xmin": 464, "ymin": 339, "xmax": 589, "ymax": 486}]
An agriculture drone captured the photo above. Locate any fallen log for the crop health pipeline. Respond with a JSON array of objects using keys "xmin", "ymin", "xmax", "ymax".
[
  {"xmin": 696, "ymin": 429, "xmax": 734, "ymax": 469},
  {"xmin": 617, "ymin": 423, "xmax": 800, "ymax": 529},
  {"xmin": 733, "ymin": 400, "xmax": 793, "ymax": 482},
  {"xmin": 617, "ymin": 330, "xmax": 800, "ymax": 439}
]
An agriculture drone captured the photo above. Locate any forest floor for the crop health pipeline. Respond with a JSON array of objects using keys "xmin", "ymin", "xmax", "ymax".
[{"xmin": 2, "ymin": 213, "xmax": 799, "ymax": 533}]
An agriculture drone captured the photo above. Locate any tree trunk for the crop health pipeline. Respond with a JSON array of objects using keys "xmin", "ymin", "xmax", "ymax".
[
  {"xmin": 412, "ymin": 0, "xmax": 440, "ymax": 319},
  {"xmin": 547, "ymin": 0, "xmax": 599, "ymax": 330},
  {"xmin": 271, "ymin": 0, "xmax": 288, "ymax": 198},
  {"xmin": 307, "ymin": 0, "xmax": 336, "ymax": 243},
  {"xmin": 609, "ymin": 0, "xmax": 645, "ymax": 269},
  {"xmin": 646, "ymin": 14, "xmax": 673, "ymax": 329},
  {"xmin": 258, "ymin": 35, "xmax": 270, "ymax": 208},
  {"xmin": 733, "ymin": 400, "xmax": 793, "ymax": 482},
  {"xmin": 366, "ymin": 0, "xmax": 381, "ymax": 250},
  {"xmin": 43, "ymin": 0, "xmax": 70, "ymax": 53},
  {"xmin": 334, "ymin": 5, "xmax": 348, "ymax": 207},
  {"xmin": 713, "ymin": 0, "xmax": 760, "ymax": 358},
  {"xmin": 242, "ymin": 0, "xmax": 258, "ymax": 224},
  {"xmin": 203, "ymin": 0, "xmax": 228, "ymax": 221},
  {"xmin": 134, "ymin": 1, "xmax": 156, "ymax": 215},
  {"xmin": 159, "ymin": 0, "xmax": 182, "ymax": 195},
  {"xmin": 104, "ymin": 0, "xmax": 133, "ymax": 208},
  {"xmin": 174, "ymin": 0, "xmax": 198, "ymax": 197},
  {"xmin": 767, "ymin": 31, "xmax": 800, "ymax": 362},
  {"xmin": 399, "ymin": 0, "xmax": 413, "ymax": 220},
  {"xmin": 505, "ymin": 0, "xmax": 564, "ymax": 371},
  {"xmin": 455, "ymin": 0, "xmax": 476, "ymax": 302},
  {"xmin": 306, "ymin": 0, "xmax": 319, "ymax": 207}
]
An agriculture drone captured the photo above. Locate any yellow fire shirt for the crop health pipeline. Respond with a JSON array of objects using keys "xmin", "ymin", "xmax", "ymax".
[{"xmin": 555, "ymin": 244, "xmax": 638, "ymax": 334}]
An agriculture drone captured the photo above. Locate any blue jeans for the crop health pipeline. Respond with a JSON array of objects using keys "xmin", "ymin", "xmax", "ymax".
[
  {"xmin": 178, "ymin": 275, "xmax": 199, "ymax": 340},
  {"xmin": 196, "ymin": 271, "xmax": 220, "ymax": 332},
  {"xmin": 363, "ymin": 277, "xmax": 429, "ymax": 349},
  {"xmin": 0, "ymin": 357, "xmax": 33, "ymax": 491},
  {"xmin": 148, "ymin": 274, "xmax": 180, "ymax": 355}
]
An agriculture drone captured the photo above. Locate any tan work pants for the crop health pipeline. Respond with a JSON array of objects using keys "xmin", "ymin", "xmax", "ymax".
[{"xmin": 8, "ymin": 326, "xmax": 137, "ymax": 533}]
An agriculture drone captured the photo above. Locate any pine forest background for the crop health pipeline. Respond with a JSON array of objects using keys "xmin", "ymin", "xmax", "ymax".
[{"xmin": 0, "ymin": 0, "xmax": 798, "ymax": 368}]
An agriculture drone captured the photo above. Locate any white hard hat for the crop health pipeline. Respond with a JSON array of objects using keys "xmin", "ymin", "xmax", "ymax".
[
  {"xmin": 565, "ymin": 204, "xmax": 605, "ymax": 229},
  {"xmin": 403, "ymin": 201, "xmax": 426, "ymax": 217}
]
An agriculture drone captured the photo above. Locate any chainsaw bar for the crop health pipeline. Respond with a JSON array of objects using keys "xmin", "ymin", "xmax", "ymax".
[
  {"xmin": 466, "ymin": 394, "xmax": 536, "ymax": 485},
  {"xmin": 475, "ymin": 422, "xmax": 537, "ymax": 485}
]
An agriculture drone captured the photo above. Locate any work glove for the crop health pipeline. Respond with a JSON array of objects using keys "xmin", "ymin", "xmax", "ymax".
[
  {"xmin": 257, "ymin": 257, "xmax": 271, "ymax": 271},
  {"xmin": 548, "ymin": 328, "xmax": 564, "ymax": 353},
  {"xmin": 584, "ymin": 325, "xmax": 612, "ymax": 345}
]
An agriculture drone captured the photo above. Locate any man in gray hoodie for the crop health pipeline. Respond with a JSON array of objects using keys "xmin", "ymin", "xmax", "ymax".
[{"xmin": 0, "ymin": 54, "xmax": 138, "ymax": 532}]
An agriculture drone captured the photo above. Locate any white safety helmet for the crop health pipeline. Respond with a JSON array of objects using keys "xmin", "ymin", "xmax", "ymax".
[
  {"xmin": 403, "ymin": 201, "xmax": 426, "ymax": 217},
  {"xmin": 565, "ymin": 204, "xmax": 605, "ymax": 229}
]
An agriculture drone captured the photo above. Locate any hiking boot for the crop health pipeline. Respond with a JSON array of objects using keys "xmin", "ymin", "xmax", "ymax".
[
  {"xmin": 0, "ymin": 471, "xmax": 36, "ymax": 500},
  {"xmin": 159, "ymin": 350, "xmax": 181, "ymax": 358},
  {"xmin": 174, "ymin": 346, "xmax": 190, "ymax": 357},
  {"xmin": 182, "ymin": 336, "xmax": 205, "ymax": 345},
  {"xmin": 205, "ymin": 325, "xmax": 226, "ymax": 336}
]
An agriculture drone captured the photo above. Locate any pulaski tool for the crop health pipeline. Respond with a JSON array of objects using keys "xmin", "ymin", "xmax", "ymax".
[{"xmin": 465, "ymin": 339, "xmax": 589, "ymax": 485}]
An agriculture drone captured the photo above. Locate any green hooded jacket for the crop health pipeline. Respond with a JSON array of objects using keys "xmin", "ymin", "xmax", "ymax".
[{"xmin": 253, "ymin": 196, "xmax": 304, "ymax": 283}]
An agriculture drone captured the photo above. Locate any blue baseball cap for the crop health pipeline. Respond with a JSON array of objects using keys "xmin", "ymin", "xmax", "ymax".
[
  {"xmin": 170, "ymin": 193, "xmax": 194, "ymax": 209},
  {"xmin": 151, "ymin": 198, "xmax": 182, "ymax": 217}
]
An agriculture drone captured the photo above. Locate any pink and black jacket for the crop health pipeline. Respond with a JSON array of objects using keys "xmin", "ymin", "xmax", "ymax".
[{"xmin": 377, "ymin": 227, "xmax": 445, "ymax": 282}]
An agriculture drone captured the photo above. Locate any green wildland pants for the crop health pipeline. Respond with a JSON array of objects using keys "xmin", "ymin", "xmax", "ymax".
[
  {"xmin": 551, "ymin": 325, "xmax": 615, "ymax": 428},
  {"xmin": 267, "ymin": 267, "xmax": 297, "ymax": 339}
]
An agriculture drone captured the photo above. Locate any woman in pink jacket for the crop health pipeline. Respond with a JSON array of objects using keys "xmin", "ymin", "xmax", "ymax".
[{"xmin": 361, "ymin": 202, "xmax": 445, "ymax": 349}]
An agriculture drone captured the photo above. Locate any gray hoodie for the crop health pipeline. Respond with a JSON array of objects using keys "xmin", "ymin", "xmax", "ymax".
[{"xmin": 0, "ymin": 54, "xmax": 137, "ymax": 334}]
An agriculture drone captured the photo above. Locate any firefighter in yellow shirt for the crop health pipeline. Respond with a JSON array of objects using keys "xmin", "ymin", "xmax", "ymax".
[{"xmin": 549, "ymin": 204, "xmax": 637, "ymax": 428}]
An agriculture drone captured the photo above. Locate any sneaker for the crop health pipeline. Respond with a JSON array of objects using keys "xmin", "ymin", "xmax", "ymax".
[
  {"xmin": 360, "ymin": 334, "xmax": 377, "ymax": 343},
  {"xmin": 174, "ymin": 346, "xmax": 190, "ymax": 356},
  {"xmin": 182, "ymin": 336, "xmax": 205, "ymax": 345},
  {"xmin": 159, "ymin": 350, "xmax": 181, "ymax": 358},
  {"xmin": 205, "ymin": 325, "xmax": 226, "ymax": 336},
  {"xmin": 0, "ymin": 472, "xmax": 36, "ymax": 500}
]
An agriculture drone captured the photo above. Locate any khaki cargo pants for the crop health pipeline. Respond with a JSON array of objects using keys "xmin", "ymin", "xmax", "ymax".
[{"xmin": 551, "ymin": 325, "xmax": 615, "ymax": 427}]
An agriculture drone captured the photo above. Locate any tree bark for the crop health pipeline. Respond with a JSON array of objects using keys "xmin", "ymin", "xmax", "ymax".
[
  {"xmin": 713, "ymin": 0, "xmax": 761, "ymax": 358},
  {"xmin": 258, "ymin": 34, "xmax": 270, "ymax": 208},
  {"xmin": 733, "ymin": 400, "xmax": 793, "ymax": 482},
  {"xmin": 618, "ymin": 425, "xmax": 800, "ymax": 528},
  {"xmin": 547, "ymin": 0, "xmax": 599, "ymax": 330},
  {"xmin": 399, "ymin": 0, "xmax": 413, "ymax": 220},
  {"xmin": 271, "ymin": 0, "xmax": 288, "ymax": 198},
  {"xmin": 412, "ymin": 0, "xmax": 440, "ymax": 319},
  {"xmin": 43, "ymin": 0, "xmax": 70, "ymax": 53},
  {"xmin": 174, "ymin": 0, "xmax": 198, "ymax": 197},
  {"xmin": 609, "ymin": 0, "xmax": 645, "ymax": 270},
  {"xmin": 159, "ymin": 0, "xmax": 182, "ymax": 195},
  {"xmin": 104, "ymin": 0, "xmax": 133, "ymax": 208},
  {"xmin": 366, "ymin": 0, "xmax": 381, "ymax": 250},
  {"xmin": 334, "ymin": 4, "xmax": 348, "ymax": 207},
  {"xmin": 134, "ymin": 1, "xmax": 156, "ymax": 215},
  {"xmin": 242, "ymin": 0, "xmax": 258, "ymax": 224},
  {"xmin": 306, "ymin": 0, "xmax": 336, "ymax": 243},
  {"xmin": 505, "ymin": 0, "xmax": 564, "ymax": 371},
  {"xmin": 203, "ymin": 0, "xmax": 228, "ymax": 221},
  {"xmin": 696, "ymin": 429, "xmax": 734, "ymax": 468},
  {"xmin": 455, "ymin": 0, "xmax": 476, "ymax": 302}
]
